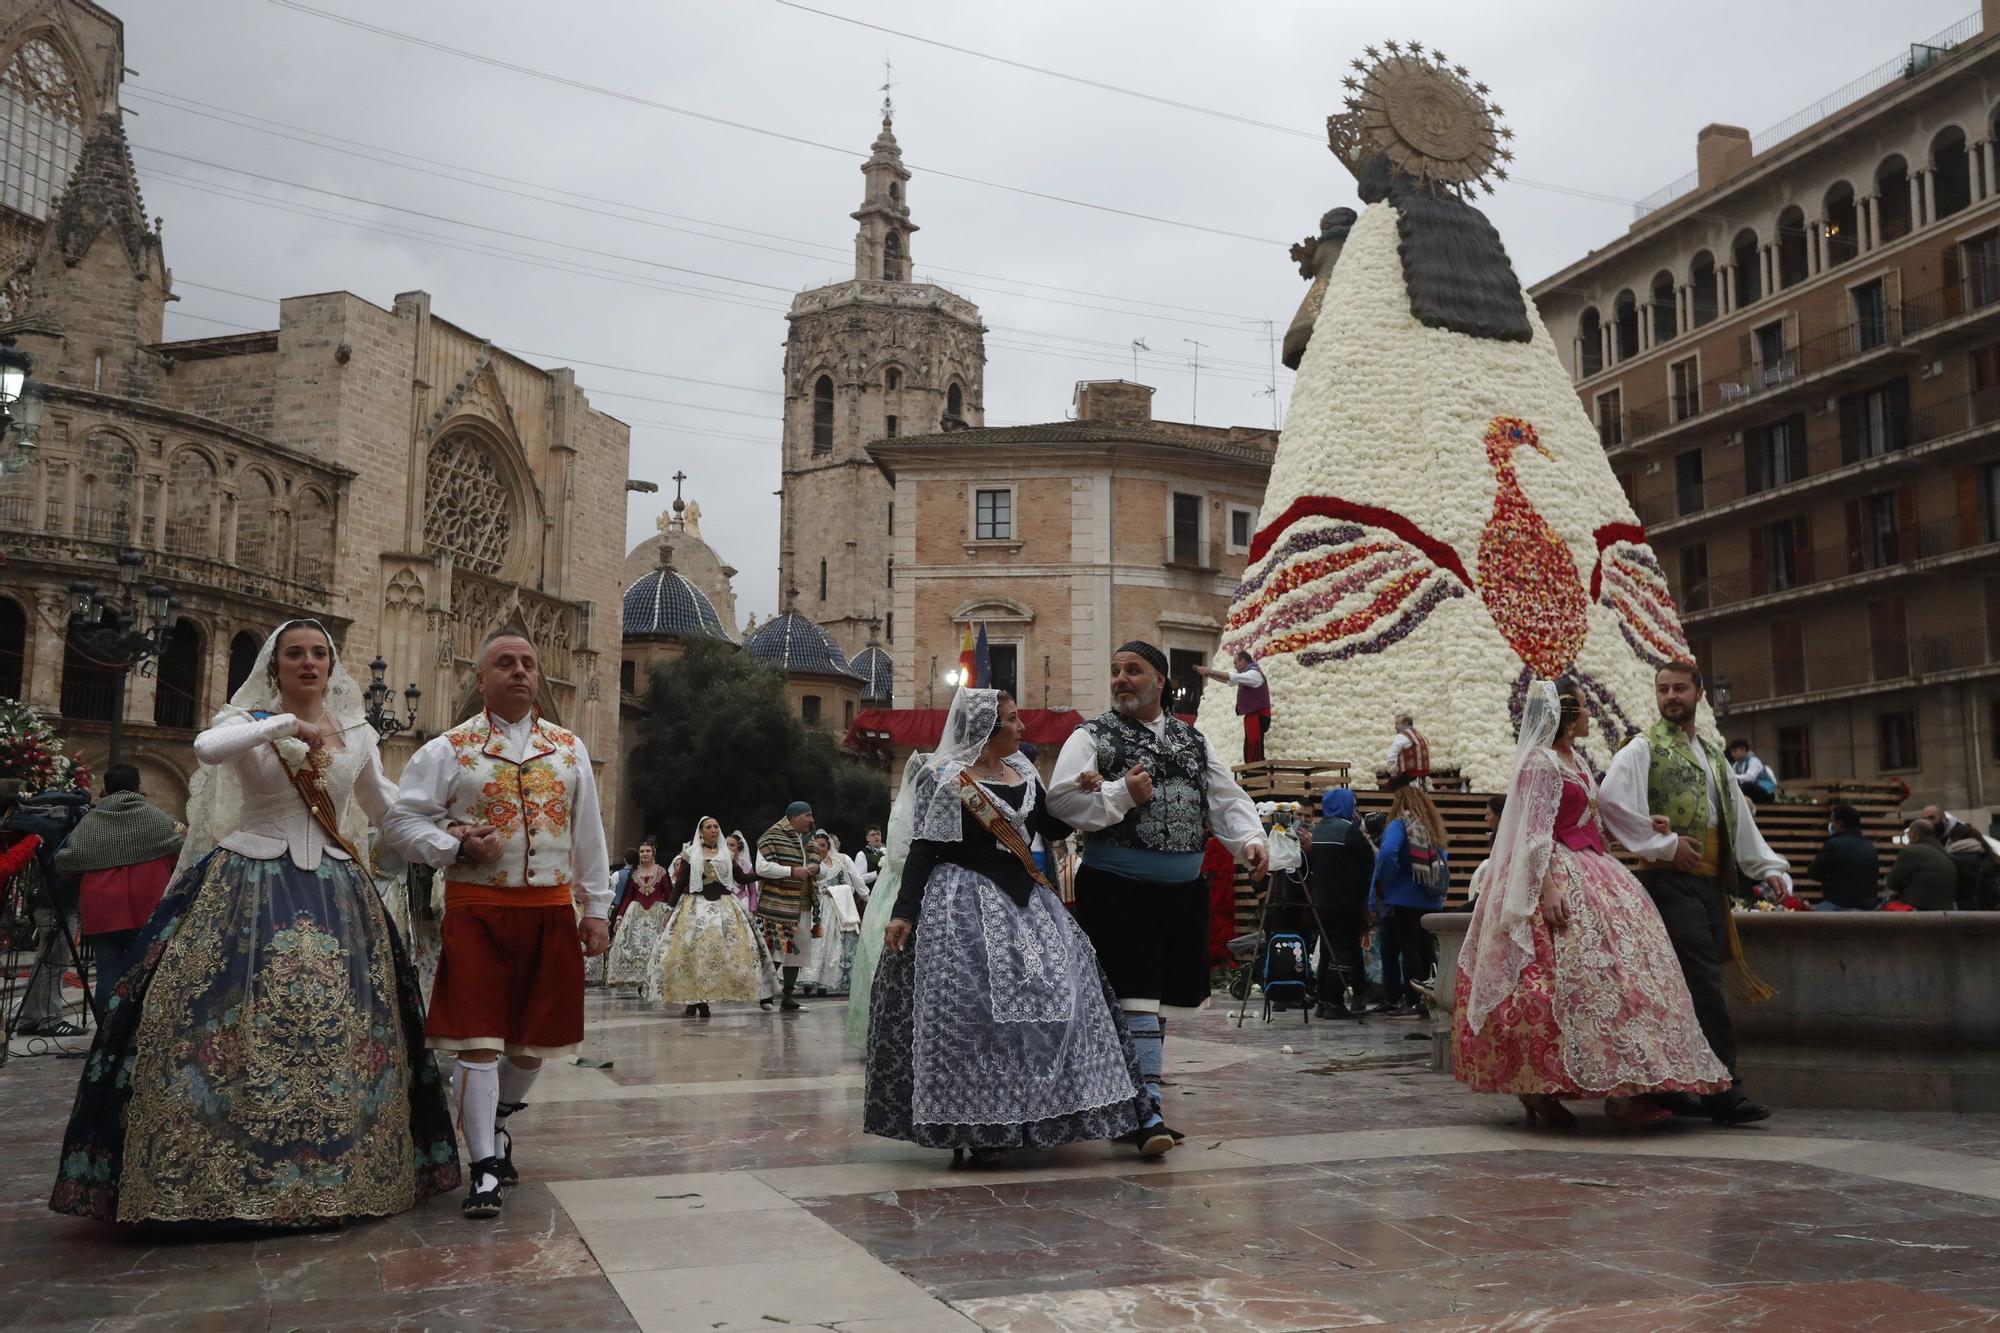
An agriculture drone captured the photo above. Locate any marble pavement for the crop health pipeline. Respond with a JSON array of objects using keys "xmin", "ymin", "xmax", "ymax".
[{"xmin": 7, "ymin": 991, "xmax": 2000, "ymax": 1330}]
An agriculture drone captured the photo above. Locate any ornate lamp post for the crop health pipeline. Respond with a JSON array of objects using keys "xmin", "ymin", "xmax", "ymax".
[
  {"xmin": 66, "ymin": 551, "xmax": 181, "ymax": 767},
  {"xmin": 0, "ymin": 334, "xmax": 45, "ymax": 475},
  {"xmin": 363, "ymin": 656, "xmax": 422, "ymax": 738},
  {"xmin": 1710, "ymin": 677, "xmax": 1733, "ymax": 719}
]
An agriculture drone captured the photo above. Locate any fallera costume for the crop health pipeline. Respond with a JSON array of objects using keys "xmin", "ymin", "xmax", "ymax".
[
  {"xmin": 647, "ymin": 824, "xmax": 768, "ymax": 1006},
  {"xmin": 863, "ymin": 689, "xmax": 1150, "ymax": 1156},
  {"xmin": 1453, "ymin": 683, "xmax": 1730, "ymax": 1100},
  {"xmin": 603, "ymin": 861, "xmax": 670, "ymax": 988},
  {"xmin": 800, "ymin": 841, "xmax": 865, "ymax": 994},
  {"xmin": 50, "ymin": 626, "xmax": 458, "ymax": 1226}
]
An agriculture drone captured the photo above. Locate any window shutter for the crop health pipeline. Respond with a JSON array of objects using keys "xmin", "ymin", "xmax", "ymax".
[
  {"xmin": 1958, "ymin": 466, "xmax": 1983, "ymax": 546},
  {"xmin": 1986, "ymin": 576, "xmax": 2000, "ymax": 656},
  {"xmin": 1738, "ymin": 332, "xmax": 1754, "ymax": 370},
  {"xmin": 1845, "ymin": 499, "xmax": 1865, "ymax": 574},
  {"xmin": 1946, "ymin": 246, "xmax": 1964, "ymax": 319},
  {"xmin": 1795, "ymin": 512, "xmax": 1815, "ymax": 584},
  {"xmin": 1839, "ymin": 392, "xmax": 1862, "ymax": 464},
  {"xmin": 1786, "ymin": 413, "xmax": 1808, "ymax": 479},
  {"xmin": 1897, "ymin": 487, "xmax": 1919, "ymax": 559},
  {"xmin": 1749, "ymin": 525, "xmax": 1769, "ymax": 597},
  {"xmin": 1887, "ymin": 377, "xmax": 1911, "ymax": 450}
]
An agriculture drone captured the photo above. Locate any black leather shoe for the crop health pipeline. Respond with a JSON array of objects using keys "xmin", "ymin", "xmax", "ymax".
[
  {"xmin": 1711, "ymin": 1098, "xmax": 1772, "ymax": 1127},
  {"xmin": 462, "ymin": 1158, "xmax": 506, "ymax": 1219},
  {"xmin": 1115, "ymin": 1125, "xmax": 1176, "ymax": 1157},
  {"xmin": 781, "ymin": 999, "xmax": 805, "ymax": 1012},
  {"xmin": 1646, "ymin": 1091, "xmax": 1708, "ymax": 1118},
  {"xmin": 1315, "ymin": 1002, "xmax": 1356, "ymax": 1020}
]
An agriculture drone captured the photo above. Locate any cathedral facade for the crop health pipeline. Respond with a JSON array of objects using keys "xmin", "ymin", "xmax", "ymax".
[
  {"xmin": 0, "ymin": 0, "xmax": 629, "ymax": 813},
  {"xmin": 778, "ymin": 110, "xmax": 985, "ymax": 660}
]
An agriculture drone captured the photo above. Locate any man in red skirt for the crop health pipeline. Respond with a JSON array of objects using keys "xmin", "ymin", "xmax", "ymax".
[{"xmin": 386, "ymin": 629, "xmax": 611, "ymax": 1219}]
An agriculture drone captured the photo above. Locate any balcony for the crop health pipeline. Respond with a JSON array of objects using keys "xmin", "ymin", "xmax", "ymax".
[
  {"xmin": 1903, "ymin": 270, "xmax": 2000, "ymax": 348},
  {"xmin": 1163, "ymin": 535, "xmax": 1221, "ymax": 573},
  {"xmin": 1612, "ymin": 315, "xmax": 1908, "ymax": 455},
  {"xmin": 1723, "ymin": 628, "xmax": 1994, "ymax": 709},
  {"xmin": 1683, "ymin": 518, "xmax": 1996, "ymax": 619},
  {"xmin": 1630, "ymin": 381, "xmax": 2000, "ymax": 531}
]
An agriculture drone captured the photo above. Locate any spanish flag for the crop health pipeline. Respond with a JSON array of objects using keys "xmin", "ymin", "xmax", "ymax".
[{"xmin": 958, "ymin": 624, "xmax": 976, "ymax": 683}]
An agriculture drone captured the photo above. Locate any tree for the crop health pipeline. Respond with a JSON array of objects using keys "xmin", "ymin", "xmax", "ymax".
[{"xmin": 627, "ymin": 639, "xmax": 889, "ymax": 854}]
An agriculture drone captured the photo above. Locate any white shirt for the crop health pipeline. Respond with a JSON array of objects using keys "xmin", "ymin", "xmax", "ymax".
[
  {"xmin": 1225, "ymin": 667, "xmax": 1265, "ymax": 689},
  {"xmin": 1046, "ymin": 711, "xmax": 1267, "ymax": 859},
  {"xmin": 193, "ymin": 712, "xmax": 398, "ymax": 871},
  {"xmin": 1731, "ymin": 753, "xmax": 1772, "ymax": 791},
  {"xmin": 856, "ymin": 843, "xmax": 884, "ymax": 886},
  {"xmin": 1385, "ymin": 732, "xmax": 1414, "ymax": 767},
  {"xmin": 385, "ymin": 710, "xmax": 614, "ymax": 918},
  {"xmin": 1600, "ymin": 733, "xmax": 1791, "ymax": 889}
]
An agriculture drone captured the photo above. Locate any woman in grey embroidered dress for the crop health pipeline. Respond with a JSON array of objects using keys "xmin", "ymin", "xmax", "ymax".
[{"xmin": 862, "ymin": 687, "xmax": 1150, "ymax": 1165}]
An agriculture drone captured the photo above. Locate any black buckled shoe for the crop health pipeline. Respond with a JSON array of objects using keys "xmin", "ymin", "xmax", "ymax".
[
  {"xmin": 492, "ymin": 1104, "xmax": 526, "ymax": 1186},
  {"xmin": 1115, "ymin": 1125, "xmax": 1176, "ymax": 1157},
  {"xmin": 1710, "ymin": 1097, "xmax": 1772, "ymax": 1127},
  {"xmin": 462, "ymin": 1157, "xmax": 506, "ymax": 1219}
]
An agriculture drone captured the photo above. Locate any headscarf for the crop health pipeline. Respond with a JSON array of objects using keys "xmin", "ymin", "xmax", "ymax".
[
  {"xmin": 173, "ymin": 619, "xmax": 374, "ymax": 881},
  {"xmin": 1320, "ymin": 788, "xmax": 1356, "ymax": 820},
  {"xmin": 681, "ymin": 815, "xmax": 732, "ymax": 891},
  {"xmin": 911, "ymin": 686, "xmax": 1038, "ymax": 843},
  {"xmin": 1459, "ymin": 680, "xmax": 1563, "ymax": 1034}
]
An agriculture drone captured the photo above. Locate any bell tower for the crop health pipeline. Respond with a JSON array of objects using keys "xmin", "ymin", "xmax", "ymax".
[{"xmin": 777, "ymin": 97, "xmax": 985, "ymax": 659}]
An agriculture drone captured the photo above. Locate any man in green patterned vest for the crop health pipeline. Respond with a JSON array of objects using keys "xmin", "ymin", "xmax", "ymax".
[{"xmin": 1601, "ymin": 660, "xmax": 1791, "ymax": 1127}]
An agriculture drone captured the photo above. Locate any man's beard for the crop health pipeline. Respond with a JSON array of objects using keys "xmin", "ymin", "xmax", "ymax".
[
  {"xmin": 1113, "ymin": 681, "xmax": 1161, "ymax": 716},
  {"xmin": 1659, "ymin": 699, "xmax": 1693, "ymax": 721}
]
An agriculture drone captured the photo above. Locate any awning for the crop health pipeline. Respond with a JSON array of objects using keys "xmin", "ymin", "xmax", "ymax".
[{"xmin": 844, "ymin": 707, "xmax": 1085, "ymax": 752}]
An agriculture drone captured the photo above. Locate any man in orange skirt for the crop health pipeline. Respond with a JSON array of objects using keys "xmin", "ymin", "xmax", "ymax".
[{"xmin": 386, "ymin": 629, "xmax": 611, "ymax": 1219}]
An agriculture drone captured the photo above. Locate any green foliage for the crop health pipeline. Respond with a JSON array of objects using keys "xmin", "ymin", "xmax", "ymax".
[{"xmin": 627, "ymin": 639, "xmax": 889, "ymax": 853}]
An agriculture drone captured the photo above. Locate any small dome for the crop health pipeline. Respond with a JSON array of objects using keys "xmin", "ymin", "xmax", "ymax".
[
  {"xmin": 850, "ymin": 645, "xmax": 894, "ymax": 704},
  {"xmin": 745, "ymin": 610, "xmax": 860, "ymax": 679},
  {"xmin": 623, "ymin": 566, "xmax": 731, "ymax": 642}
]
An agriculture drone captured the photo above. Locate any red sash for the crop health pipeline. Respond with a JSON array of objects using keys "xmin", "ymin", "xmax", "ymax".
[{"xmin": 954, "ymin": 772, "xmax": 1054, "ymax": 893}]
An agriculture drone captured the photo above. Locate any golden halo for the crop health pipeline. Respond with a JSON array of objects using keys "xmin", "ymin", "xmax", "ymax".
[{"xmin": 1330, "ymin": 43, "xmax": 1512, "ymax": 199}]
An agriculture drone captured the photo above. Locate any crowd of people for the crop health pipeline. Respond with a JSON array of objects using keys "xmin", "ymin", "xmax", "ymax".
[{"xmin": 12, "ymin": 615, "xmax": 2000, "ymax": 1232}]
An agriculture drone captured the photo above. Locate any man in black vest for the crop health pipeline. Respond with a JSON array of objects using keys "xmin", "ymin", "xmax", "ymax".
[{"xmin": 1051, "ymin": 641, "xmax": 1268, "ymax": 1155}]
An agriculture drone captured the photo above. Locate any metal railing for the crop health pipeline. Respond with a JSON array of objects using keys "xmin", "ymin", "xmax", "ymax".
[
  {"xmin": 1684, "ymin": 518, "xmax": 1986, "ymax": 612},
  {"xmin": 1616, "ymin": 317, "xmax": 1897, "ymax": 448},
  {"xmin": 1728, "ymin": 627, "xmax": 1992, "ymax": 705},
  {"xmin": 1632, "ymin": 11, "xmax": 1979, "ymax": 219}
]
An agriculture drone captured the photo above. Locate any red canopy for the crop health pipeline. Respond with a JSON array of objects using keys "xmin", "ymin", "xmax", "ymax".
[{"xmin": 844, "ymin": 707, "xmax": 1085, "ymax": 753}]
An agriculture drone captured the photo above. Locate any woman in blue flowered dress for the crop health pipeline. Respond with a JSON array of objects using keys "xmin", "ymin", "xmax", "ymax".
[{"xmin": 50, "ymin": 621, "xmax": 458, "ymax": 1226}]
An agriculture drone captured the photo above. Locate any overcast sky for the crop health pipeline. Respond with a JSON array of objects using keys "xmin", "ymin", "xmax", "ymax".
[{"xmin": 125, "ymin": 0, "xmax": 1977, "ymax": 622}]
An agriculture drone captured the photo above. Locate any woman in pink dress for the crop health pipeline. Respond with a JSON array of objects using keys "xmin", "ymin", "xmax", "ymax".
[{"xmin": 1452, "ymin": 679, "xmax": 1728, "ymax": 1126}]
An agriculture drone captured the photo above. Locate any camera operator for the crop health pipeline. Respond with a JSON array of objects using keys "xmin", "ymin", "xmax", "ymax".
[
  {"xmin": 53, "ymin": 765, "xmax": 182, "ymax": 1011},
  {"xmin": 4, "ymin": 782, "xmax": 90, "ymax": 1037}
]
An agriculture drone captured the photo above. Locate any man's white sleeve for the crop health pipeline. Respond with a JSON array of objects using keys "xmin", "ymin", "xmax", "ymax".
[
  {"xmin": 1384, "ymin": 733, "xmax": 1410, "ymax": 767},
  {"xmin": 382, "ymin": 735, "xmax": 465, "ymax": 868},
  {"xmin": 1599, "ymin": 737, "xmax": 1680, "ymax": 862},
  {"xmin": 1227, "ymin": 668, "xmax": 1265, "ymax": 689},
  {"xmin": 1046, "ymin": 728, "xmax": 1136, "ymax": 831},
  {"xmin": 1728, "ymin": 779, "xmax": 1792, "ymax": 888},
  {"xmin": 568, "ymin": 739, "xmax": 612, "ymax": 918},
  {"xmin": 1202, "ymin": 735, "xmax": 1267, "ymax": 859}
]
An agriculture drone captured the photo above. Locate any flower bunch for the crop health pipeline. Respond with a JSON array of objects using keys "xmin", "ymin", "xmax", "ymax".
[{"xmin": 0, "ymin": 698, "xmax": 88, "ymax": 794}]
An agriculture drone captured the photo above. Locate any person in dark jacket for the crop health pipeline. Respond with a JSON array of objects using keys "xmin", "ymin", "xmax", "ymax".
[
  {"xmin": 1307, "ymin": 788, "xmax": 1374, "ymax": 1019},
  {"xmin": 1887, "ymin": 819, "xmax": 1958, "ymax": 910},
  {"xmin": 1945, "ymin": 820, "xmax": 2000, "ymax": 910},
  {"xmin": 1807, "ymin": 804, "xmax": 1880, "ymax": 911}
]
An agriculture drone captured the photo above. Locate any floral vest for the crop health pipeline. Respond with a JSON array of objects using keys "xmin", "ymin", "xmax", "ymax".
[
  {"xmin": 441, "ymin": 711, "xmax": 584, "ymax": 888},
  {"xmin": 1644, "ymin": 717, "xmax": 1739, "ymax": 858},
  {"xmin": 1083, "ymin": 710, "xmax": 1210, "ymax": 856}
]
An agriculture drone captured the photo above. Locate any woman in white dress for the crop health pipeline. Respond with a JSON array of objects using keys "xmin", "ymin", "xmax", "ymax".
[
  {"xmin": 51, "ymin": 620, "xmax": 459, "ymax": 1225},
  {"xmin": 603, "ymin": 839, "xmax": 670, "ymax": 989},
  {"xmin": 800, "ymin": 832, "xmax": 864, "ymax": 995},
  {"xmin": 647, "ymin": 816, "xmax": 769, "ymax": 1016}
]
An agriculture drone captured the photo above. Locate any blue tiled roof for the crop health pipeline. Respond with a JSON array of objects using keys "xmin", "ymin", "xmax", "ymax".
[
  {"xmin": 622, "ymin": 567, "xmax": 731, "ymax": 642},
  {"xmin": 850, "ymin": 645, "xmax": 895, "ymax": 703},
  {"xmin": 745, "ymin": 611, "xmax": 860, "ymax": 679}
]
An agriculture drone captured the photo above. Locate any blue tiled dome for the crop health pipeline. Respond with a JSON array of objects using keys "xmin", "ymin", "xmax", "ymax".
[
  {"xmin": 623, "ymin": 566, "xmax": 731, "ymax": 642},
  {"xmin": 745, "ymin": 611, "xmax": 860, "ymax": 679},
  {"xmin": 850, "ymin": 645, "xmax": 894, "ymax": 704}
]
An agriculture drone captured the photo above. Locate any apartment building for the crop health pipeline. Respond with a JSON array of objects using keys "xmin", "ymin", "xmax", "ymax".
[{"xmin": 1533, "ymin": 7, "xmax": 2000, "ymax": 816}]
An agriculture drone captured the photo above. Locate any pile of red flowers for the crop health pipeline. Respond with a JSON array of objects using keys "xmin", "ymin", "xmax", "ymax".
[{"xmin": 0, "ymin": 697, "xmax": 88, "ymax": 794}]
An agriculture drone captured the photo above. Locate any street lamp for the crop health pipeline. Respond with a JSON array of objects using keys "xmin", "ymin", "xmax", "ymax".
[
  {"xmin": 66, "ymin": 551, "xmax": 182, "ymax": 768},
  {"xmin": 0, "ymin": 335, "xmax": 45, "ymax": 475},
  {"xmin": 1710, "ymin": 677, "xmax": 1733, "ymax": 718},
  {"xmin": 363, "ymin": 655, "xmax": 422, "ymax": 738}
]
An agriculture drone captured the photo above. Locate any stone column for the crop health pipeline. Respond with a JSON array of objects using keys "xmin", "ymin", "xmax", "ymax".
[
  {"xmin": 1860, "ymin": 195, "xmax": 1876, "ymax": 252},
  {"xmin": 1762, "ymin": 245, "xmax": 1775, "ymax": 299},
  {"xmin": 1678, "ymin": 284, "xmax": 1691, "ymax": 335},
  {"xmin": 1809, "ymin": 222, "xmax": 1824, "ymax": 276},
  {"xmin": 28, "ymin": 588, "xmax": 68, "ymax": 710},
  {"xmin": 1720, "ymin": 264, "xmax": 1734, "ymax": 315},
  {"xmin": 1915, "ymin": 169, "xmax": 1930, "ymax": 229},
  {"xmin": 1639, "ymin": 306, "xmax": 1652, "ymax": 352}
]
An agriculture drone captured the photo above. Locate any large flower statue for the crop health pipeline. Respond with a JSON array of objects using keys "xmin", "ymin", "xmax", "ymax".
[{"xmin": 1199, "ymin": 43, "xmax": 1705, "ymax": 788}]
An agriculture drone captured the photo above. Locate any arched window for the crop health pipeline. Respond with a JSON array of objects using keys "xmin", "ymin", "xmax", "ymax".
[
  {"xmin": 889, "ymin": 181, "xmax": 900, "ymax": 203},
  {"xmin": 1612, "ymin": 289, "xmax": 1638, "ymax": 361},
  {"xmin": 1689, "ymin": 252, "xmax": 1718, "ymax": 327},
  {"xmin": 1732, "ymin": 228, "xmax": 1763, "ymax": 305},
  {"xmin": 844, "ymin": 699, "xmax": 855, "ymax": 729},
  {"xmin": 79, "ymin": 430, "xmax": 135, "ymax": 544},
  {"xmin": 946, "ymin": 382, "xmax": 964, "ymax": 421},
  {"xmin": 1932, "ymin": 126, "xmax": 1971, "ymax": 221},
  {"xmin": 1650, "ymin": 270, "xmax": 1676, "ymax": 344},
  {"xmin": 801, "ymin": 695, "xmax": 822, "ymax": 726},
  {"xmin": 0, "ymin": 595, "xmax": 23, "ymax": 699},
  {"xmin": 1775, "ymin": 206, "xmax": 1808, "ymax": 288},
  {"xmin": 882, "ymin": 229, "xmax": 903, "ymax": 281},
  {"xmin": 818, "ymin": 557, "xmax": 828, "ymax": 601},
  {"xmin": 235, "ymin": 470, "xmax": 278, "ymax": 573},
  {"xmin": 164, "ymin": 448, "xmax": 215, "ymax": 556},
  {"xmin": 1877, "ymin": 156, "xmax": 1911, "ymax": 242},
  {"xmin": 226, "ymin": 629, "xmax": 261, "ymax": 697},
  {"xmin": 424, "ymin": 430, "xmax": 515, "ymax": 577},
  {"xmin": 153, "ymin": 619, "xmax": 201, "ymax": 729},
  {"xmin": 1823, "ymin": 183, "xmax": 1857, "ymax": 268},
  {"xmin": 293, "ymin": 488, "xmax": 333, "ymax": 586},
  {"xmin": 883, "ymin": 367, "xmax": 900, "ymax": 392},
  {"xmin": 812, "ymin": 375, "xmax": 834, "ymax": 453},
  {"xmin": 0, "ymin": 37, "xmax": 85, "ymax": 220},
  {"xmin": 1576, "ymin": 307, "xmax": 1603, "ymax": 376},
  {"xmin": 60, "ymin": 624, "xmax": 118, "ymax": 721}
]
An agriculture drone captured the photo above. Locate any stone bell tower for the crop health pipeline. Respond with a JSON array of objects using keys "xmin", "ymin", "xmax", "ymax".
[{"xmin": 777, "ymin": 98, "xmax": 985, "ymax": 659}]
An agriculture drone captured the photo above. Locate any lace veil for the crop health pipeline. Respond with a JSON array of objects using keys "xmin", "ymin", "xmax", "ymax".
[
  {"xmin": 681, "ymin": 816, "xmax": 732, "ymax": 887},
  {"xmin": 911, "ymin": 687, "xmax": 1039, "ymax": 844},
  {"xmin": 1459, "ymin": 679, "xmax": 1564, "ymax": 1034},
  {"xmin": 172, "ymin": 620, "xmax": 376, "ymax": 880}
]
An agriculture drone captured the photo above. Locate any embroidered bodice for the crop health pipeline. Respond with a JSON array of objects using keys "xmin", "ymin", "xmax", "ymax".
[
  {"xmin": 192, "ymin": 711, "xmax": 395, "ymax": 871},
  {"xmin": 1553, "ymin": 759, "xmax": 1607, "ymax": 855}
]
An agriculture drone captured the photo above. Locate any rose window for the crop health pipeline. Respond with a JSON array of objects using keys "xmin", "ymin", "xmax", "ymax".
[{"xmin": 424, "ymin": 430, "xmax": 513, "ymax": 576}]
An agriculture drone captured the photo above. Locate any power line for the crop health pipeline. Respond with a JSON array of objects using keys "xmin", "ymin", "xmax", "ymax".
[
  {"xmin": 127, "ymin": 84, "xmax": 1273, "ymax": 325},
  {"xmin": 262, "ymin": 0, "xmax": 1288, "ymax": 246}
]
